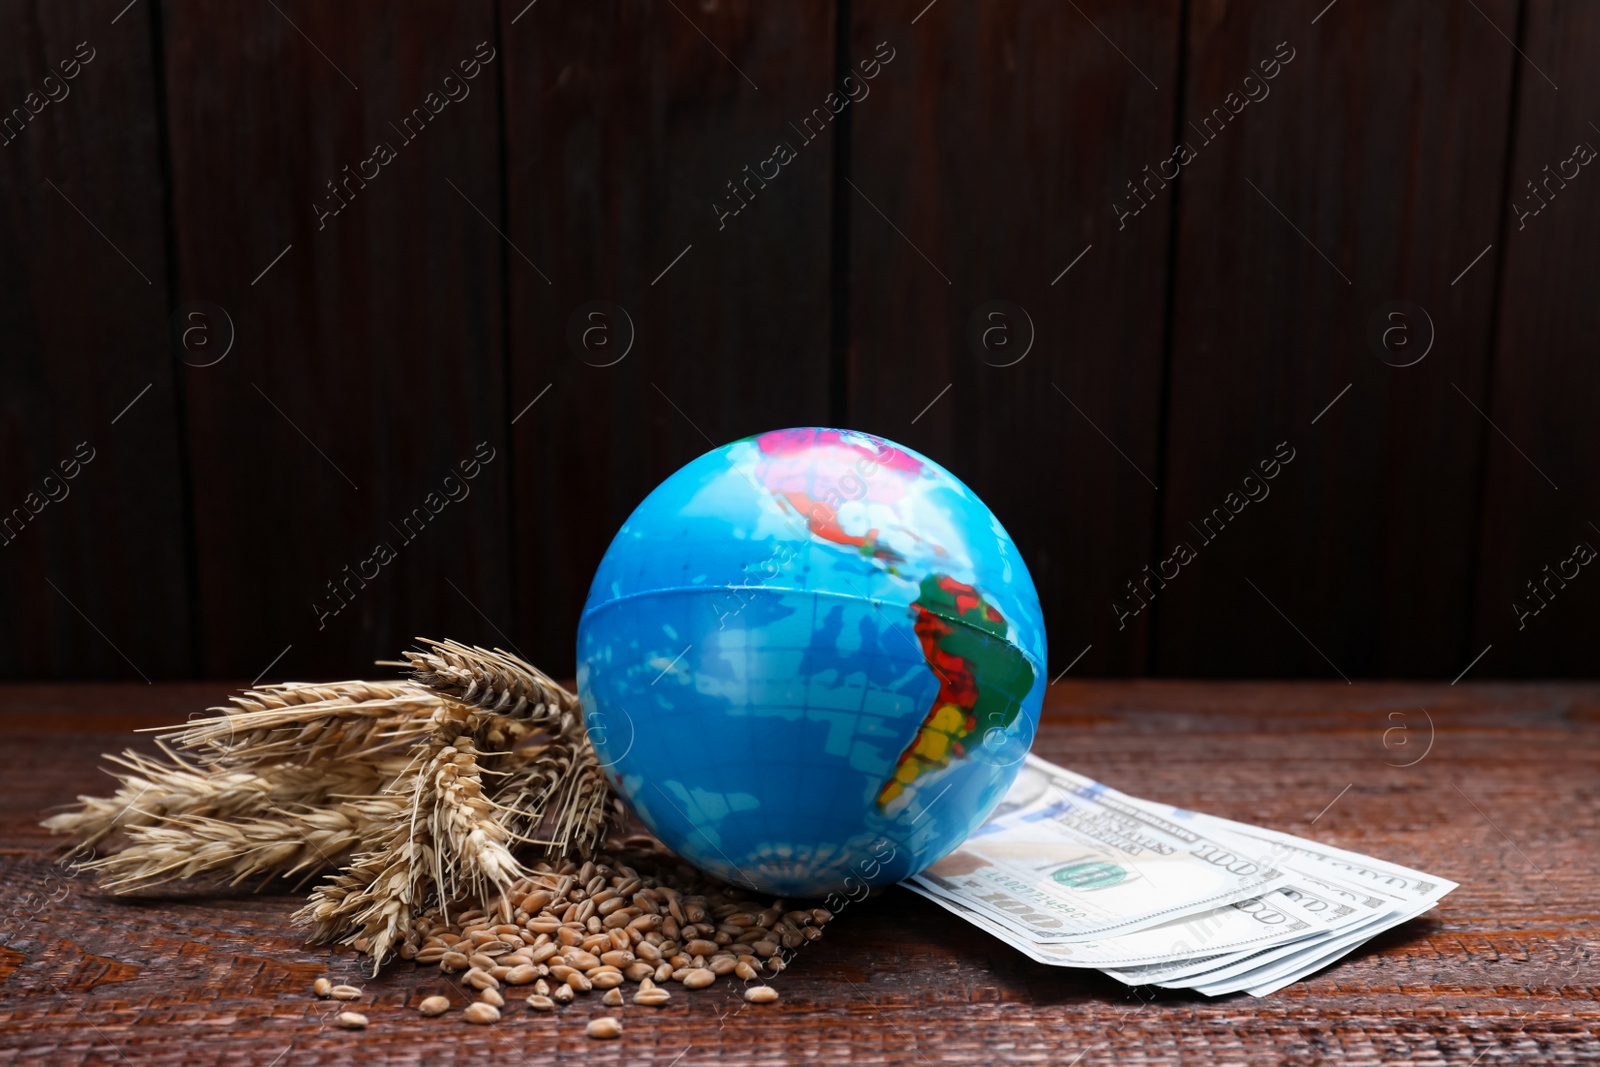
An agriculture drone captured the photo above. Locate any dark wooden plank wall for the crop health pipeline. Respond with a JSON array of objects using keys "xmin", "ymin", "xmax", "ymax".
[
  {"xmin": 1154, "ymin": 0, "xmax": 1520, "ymax": 679},
  {"xmin": 162, "ymin": 0, "xmax": 512, "ymax": 680},
  {"xmin": 0, "ymin": 1, "xmax": 193, "ymax": 680},
  {"xmin": 1, "ymin": 0, "xmax": 1595, "ymax": 682},
  {"xmin": 1471, "ymin": 0, "xmax": 1600, "ymax": 676}
]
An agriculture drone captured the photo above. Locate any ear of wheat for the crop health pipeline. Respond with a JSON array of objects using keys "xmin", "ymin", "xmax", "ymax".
[
  {"xmin": 383, "ymin": 638, "xmax": 582, "ymax": 734},
  {"xmin": 44, "ymin": 637, "xmax": 618, "ymax": 974},
  {"xmin": 41, "ymin": 746, "xmax": 413, "ymax": 855},
  {"xmin": 82, "ymin": 796, "xmax": 406, "ymax": 891},
  {"xmin": 161, "ymin": 680, "xmax": 448, "ymax": 766}
]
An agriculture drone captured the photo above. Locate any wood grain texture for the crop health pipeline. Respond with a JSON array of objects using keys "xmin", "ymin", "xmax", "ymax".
[
  {"xmin": 499, "ymin": 1, "xmax": 838, "ymax": 677},
  {"xmin": 3, "ymin": 680, "xmax": 1595, "ymax": 1064},
  {"xmin": 160, "ymin": 0, "xmax": 511, "ymax": 679},
  {"xmin": 1470, "ymin": 1, "xmax": 1600, "ymax": 676},
  {"xmin": 7, "ymin": 1, "xmax": 1600, "ymax": 684},
  {"xmin": 1155, "ymin": 0, "xmax": 1519, "ymax": 678},
  {"xmin": 0, "ymin": 2, "xmax": 193, "ymax": 679},
  {"xmin": 845, "ymin": 0, "xmax": 1181, "ymax": 678}
]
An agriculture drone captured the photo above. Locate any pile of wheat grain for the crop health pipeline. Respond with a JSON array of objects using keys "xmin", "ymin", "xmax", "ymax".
[{"xmin": 311, "ymin": 844, "xmax": 826, "ymax": 1029}]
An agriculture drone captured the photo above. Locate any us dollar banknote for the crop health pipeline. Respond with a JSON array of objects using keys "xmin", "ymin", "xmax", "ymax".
[
  {"xmin": 904, "ymin": 755, "xmax": 1455, "ymax": 996},
  {"xmin": 904, "ymin": 881, "xmax": 1326, "ymax": 968},
  {"xmin": 909, "ymin": 761, "xmax": 1292, "ymax": 942}
]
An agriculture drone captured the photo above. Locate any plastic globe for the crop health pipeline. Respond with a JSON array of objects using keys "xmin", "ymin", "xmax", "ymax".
[{"xmin": 577, "ymin": 427, "xmax": 1046, "ymax": 898}]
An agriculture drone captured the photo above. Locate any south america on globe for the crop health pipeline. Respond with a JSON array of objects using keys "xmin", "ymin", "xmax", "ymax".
[{"xmin": 577, "ymin": 427, "xmax": 1047, "ymax": 897}]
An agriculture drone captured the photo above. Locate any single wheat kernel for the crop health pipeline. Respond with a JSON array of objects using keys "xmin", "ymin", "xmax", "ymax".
[
  {"xmin": 465, "ymin": 967, "xmax": 499, "ymax": 990},
  {"xmin": 330, "ymin": 985, "xmax": 362, "ymax": 1001},
  {"xmin": 463, "ymin": 1002, "xmax": 501, "ymax": 1024},
  {"xmin": 418, "ymin": 995, "xmax": 450, "ymax": 1016},
  {"xmin": 479, "ymin": 987, "xmax": 506, "ymax": 1008},
  {"xmin": 553, "ymin": 983, "xmax": 575, "ymax": 1003},
  {"xmin": 602, "ymin": 988, "xmax": 623, "ymax": 1007},
  {"xmin": 744, "ymin": 985, "xmax": 779, "ymax": 1004},
  {"xmin": 586, "ymin": 1016, "xmax": 622, "ymax": 1039},
  {"xmin": 335, "ymin": 1011, "xmax": 368, "ymax": 1029},
  {"xmin": 313, "ymin": 977, "xmax": 333, "ymax": 998},
  {"xmin": 681, "ymin": 968, "xmax": 715, "ymax": 990},
  {"xmin": 633, "ymin": 988, "xmax": 671, "ymax": 1007},
  {"xmin": 525, "ymin": 994, "xmax": 555, "ymax": 1011}
]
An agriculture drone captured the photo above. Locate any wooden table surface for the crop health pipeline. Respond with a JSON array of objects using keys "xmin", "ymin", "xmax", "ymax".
[{"xmin": 1, "ymin": 680, "xmax": 1596, "ymax": 1065}]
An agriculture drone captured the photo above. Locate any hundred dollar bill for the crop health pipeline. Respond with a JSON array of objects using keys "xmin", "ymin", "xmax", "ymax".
[
  {"xmin": 1172, "ymin": 812, "xmax": 1457, "ymax": 905},
  {"xmin": 908, "ymin": 754, "xmax": 1456, "ymax": 993},
  {"xmin": 909, "ymin": 764, "xmax": 1292, "ymax": 942},
  {"xmin": 904, "ymin": 878, "xmax": 1328, "ymax": 968},
  {"xmin": 1200, "ymin": 899, "xmax": 1439, "ymax": 997},
  {"xmin": 1001, "ymin": 755, "xmax": 1456, "ymax": 910},
  {"xmin": 1098, "ymin": 869, "xmax": 1395, "ymax": 987}
]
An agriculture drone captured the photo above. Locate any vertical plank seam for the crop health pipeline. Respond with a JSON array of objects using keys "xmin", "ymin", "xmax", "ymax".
[
  {"xmin": 1462, "ymin": 0, "xmax": 1530, "ymax": 671},
  {"xmin": 146, "ymin": 0, "xmax": 204, "ymax": 677},
  {"xmin": 1145, "ymin": 0, "xmax": 1193, "ymax": 678},
  {"xmin": 827, "ymin": 0, "xmax": 854, "ymax": 428},
  {"xmin": 491, "ymin": 0, "xmax": 521, "ymax": 653}
]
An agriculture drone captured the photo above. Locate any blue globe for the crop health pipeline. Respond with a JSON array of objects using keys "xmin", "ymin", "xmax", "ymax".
[{"xmin": 577, "ymin": 427, "xmax": 1046, "ymax": 898}]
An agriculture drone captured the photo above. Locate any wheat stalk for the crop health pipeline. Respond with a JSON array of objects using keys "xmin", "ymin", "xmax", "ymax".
[
  {"xmin": 388, "ymin": 638, "xmax": 581, "ymax": 735},
  {"xmin": 295, "ymin": 814, "xmax": 430, "ymax": 973},
  {"xmin": 426, "ymin": 736, "xmax": 524, "ymax": 904},
  {"xmin": 161, "ymin": 681, "xmax": 447, "ymax": 766},
  {"xmin": 553, "ymin": 730, "xmax": 616, "ymax": 856},
  {"xmin": 82, "ymin": 795, "xmax": 405, "ymax": 890},
  {"xmin": 488, "ymin": 738, "xmax": 576, "ymax": 844},
  {"xmin": 42, "ymin": 747, "xmax": 410, "ymax": 854}
]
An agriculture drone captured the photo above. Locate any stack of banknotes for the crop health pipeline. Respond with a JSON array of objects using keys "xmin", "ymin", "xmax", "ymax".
[{"xmin": 906, "ymin": 754, "xmax": 1455, "ymax": 996}]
